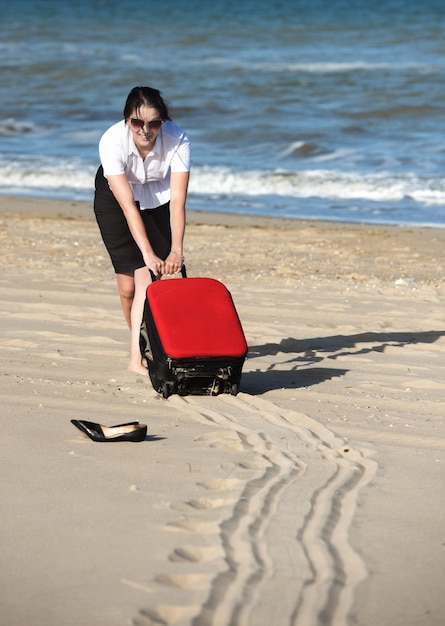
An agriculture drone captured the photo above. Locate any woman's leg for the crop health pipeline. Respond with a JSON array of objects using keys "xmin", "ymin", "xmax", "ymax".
[
  {"xmin": 94, "ymin": 166, "xmax": 144, "ymax": 332},
  {"xmin": 116, "ymin": 273, "xmax": 135, "ymax": 329},
  {"xmin": 128, "ymin": 266, "xmax": 152, "ymax": 374},
  {"xmin": 126, "ymin": 205, "xmax": 171, "ymax": 373}
]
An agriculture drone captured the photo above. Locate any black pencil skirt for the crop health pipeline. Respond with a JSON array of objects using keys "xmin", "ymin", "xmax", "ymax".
[{"xmin": 93, "ymin": 166, "xmax": 171, "ymax": 274}]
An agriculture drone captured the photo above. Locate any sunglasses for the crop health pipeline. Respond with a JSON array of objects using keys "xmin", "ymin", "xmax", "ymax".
[{"xmin": 130, "ymin": 118, "xmax": 163, "ymax": 131}]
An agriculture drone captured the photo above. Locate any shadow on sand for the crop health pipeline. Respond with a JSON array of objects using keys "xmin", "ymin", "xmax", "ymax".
[{"xmin": 241, "ymin": 330, "xmax": 445, "ymax": 394}]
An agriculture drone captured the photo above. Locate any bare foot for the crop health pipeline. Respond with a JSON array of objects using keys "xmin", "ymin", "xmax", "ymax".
[{"xmin": 127, "ymin": 361, "xmax": 148, "ymax": 376}]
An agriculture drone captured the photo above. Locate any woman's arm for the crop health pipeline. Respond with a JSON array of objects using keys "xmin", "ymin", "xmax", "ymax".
[
  {"xmin": 105, "ymin": 173, "xmax": 164, "ymax": 274},
  {"xmin": 164, "ymin": 170, "xmax": 190, "ymax": 274}
]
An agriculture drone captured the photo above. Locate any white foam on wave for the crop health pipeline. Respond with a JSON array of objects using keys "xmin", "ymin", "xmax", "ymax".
[
  {"xmin": 1, "ymin": 161, "xmax": 444, "ymax": 207},
  {"xmin": 278, "ymin": 141, "xmax": 307, "ymax": 158},
  {"xmin": 204, "ymin": 57, "xmax": 435, "ymax": 74},
  {"xmin": 0, "ymin": 161, "xmax": 95, "ymax": 191},
  {"xmin": 189, "ymin": 166, "xmax": 445, "ymax": 205}
]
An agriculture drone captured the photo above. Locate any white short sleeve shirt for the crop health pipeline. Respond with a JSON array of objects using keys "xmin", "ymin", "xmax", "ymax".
[{"xmin": 99, "ymin": 119, "xmax": 191, "ymax": 209}]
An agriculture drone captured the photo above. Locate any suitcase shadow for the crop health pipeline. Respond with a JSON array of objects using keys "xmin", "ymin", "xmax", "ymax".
[
  {"xmin": 242, "ymin": 329, "xmax": 445, "ymax": 394},
  {"xmin": 241, "ymin": 366, "xmax": 347, "ymax": 394}
]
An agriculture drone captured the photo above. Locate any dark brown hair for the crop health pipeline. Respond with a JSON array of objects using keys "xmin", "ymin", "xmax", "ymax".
[{"xmin": 123, "ymin": 86, "xmax": 171, "ymax": 121}]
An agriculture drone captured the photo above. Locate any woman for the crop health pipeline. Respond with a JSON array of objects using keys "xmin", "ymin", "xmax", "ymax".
[{"xmin": 94, "ymin": 86, "xmax": 191, "ymax": 374}]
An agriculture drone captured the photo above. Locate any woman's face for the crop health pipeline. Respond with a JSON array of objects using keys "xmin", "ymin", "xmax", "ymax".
[{"xmin": 127, "ymin": 105, "xmax": 163, "ymax": 150}]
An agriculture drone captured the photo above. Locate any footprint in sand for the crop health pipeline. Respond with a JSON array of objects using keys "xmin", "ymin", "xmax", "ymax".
[
  {"xmin": 134, "ymin": 604, "xmax": 200, "ymax": 626},
  {"xmin": 197, "ymin": 478, "xmax": 244, "ymax": 491},
  {"xmin": 169, "ymin": 544, "xmax": 225, "ymax": 563},
  {"xmin": 155, "ymin": 572, "xmax": 210, "ymax": 590},
  {"xmin": 169, "ymin": 496, "xmax": 235, "ymax": 512},
  {"xmin": 166, "ymin": 519, "xmax": 220, "ymax": 534}
]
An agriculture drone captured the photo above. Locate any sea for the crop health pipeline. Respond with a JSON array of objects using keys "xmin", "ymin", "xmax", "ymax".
[{"xmin": 2, "ymin": 0, "xmax": 445, "ymax": 227}]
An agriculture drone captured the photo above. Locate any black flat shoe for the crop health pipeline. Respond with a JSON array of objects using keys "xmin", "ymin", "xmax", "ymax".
[{"xmin": 71, "ymin": 419, "xmax": 147, "ymax": 442}]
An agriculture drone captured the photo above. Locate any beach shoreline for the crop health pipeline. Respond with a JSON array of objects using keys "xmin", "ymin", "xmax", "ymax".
[
  {"xmin": 1, "ymin": 194, "xmax": 445, "ymax": 626},
  {"xmin": 3, "ymin": 192, "xmax": 445, "ymax": 230}
]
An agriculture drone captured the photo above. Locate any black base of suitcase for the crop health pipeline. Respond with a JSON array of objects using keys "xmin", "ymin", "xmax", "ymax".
[{"xmin": 140, "ymin": 320, "xmax": 243, "ymax": 399}]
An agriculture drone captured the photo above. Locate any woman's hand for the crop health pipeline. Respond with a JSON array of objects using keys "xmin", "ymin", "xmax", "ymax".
[
  {"xmin": 164, "ymin": 250, "xmax": 184, "ymax": 275},
  {"xmin": 142, "ymin": 251, "xmax": 165, "ymax": 279}
]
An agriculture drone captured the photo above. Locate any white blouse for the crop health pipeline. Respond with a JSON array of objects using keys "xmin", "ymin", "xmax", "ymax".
[{"xmin": 99, "ymin": 119, "xmax": 191, "ymax": 209}]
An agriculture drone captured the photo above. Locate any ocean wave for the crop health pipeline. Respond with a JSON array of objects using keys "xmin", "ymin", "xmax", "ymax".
[
  {"xmin": 0, "ymin": 161, "xmax": 96, "ymax": 191},
  {"xmin": 1, "ymin": 161, "xmax": 444, "ymax": 206},
  {"xmin": 189, "ymin": 166, "xmax": 445, "ymax": 205},
  {"xmin": 202, "ymin": 57, "xmax": 443, "ymax": 74},
  {"xmin": 0, "ymin": 119, "xmax": 36, "ymax": 136}
]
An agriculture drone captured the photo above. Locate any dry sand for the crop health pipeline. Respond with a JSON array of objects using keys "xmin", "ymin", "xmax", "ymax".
[{"xmin": 1, "ymin": 195, "xmax": 444, "ymax": 626}]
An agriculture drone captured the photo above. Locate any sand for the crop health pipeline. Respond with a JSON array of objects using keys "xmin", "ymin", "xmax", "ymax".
[{"xmin": 1, "ymin": 195, "xmax": 444, "ymax": 626}]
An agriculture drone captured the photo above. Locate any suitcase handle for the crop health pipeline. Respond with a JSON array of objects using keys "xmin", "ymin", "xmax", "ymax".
[{"xmin": 149, "ymin": 265, "xmax": 187, "ymax": 282}]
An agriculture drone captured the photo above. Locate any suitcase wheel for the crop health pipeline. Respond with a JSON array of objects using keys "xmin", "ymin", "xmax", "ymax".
[{"xmin": 161, "ymin": 382, "xmax": 172, "ymax": 399}]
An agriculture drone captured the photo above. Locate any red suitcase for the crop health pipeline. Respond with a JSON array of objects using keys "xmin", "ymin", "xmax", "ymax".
[{"xmin": 140, "ymin": 275, "xmax": 248, "ymax": 398}]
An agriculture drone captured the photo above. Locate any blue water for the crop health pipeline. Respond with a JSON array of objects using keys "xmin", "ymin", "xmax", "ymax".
[{"xmin": 2, "ymin": 0, "xmax": 445, "ymax": 226}]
